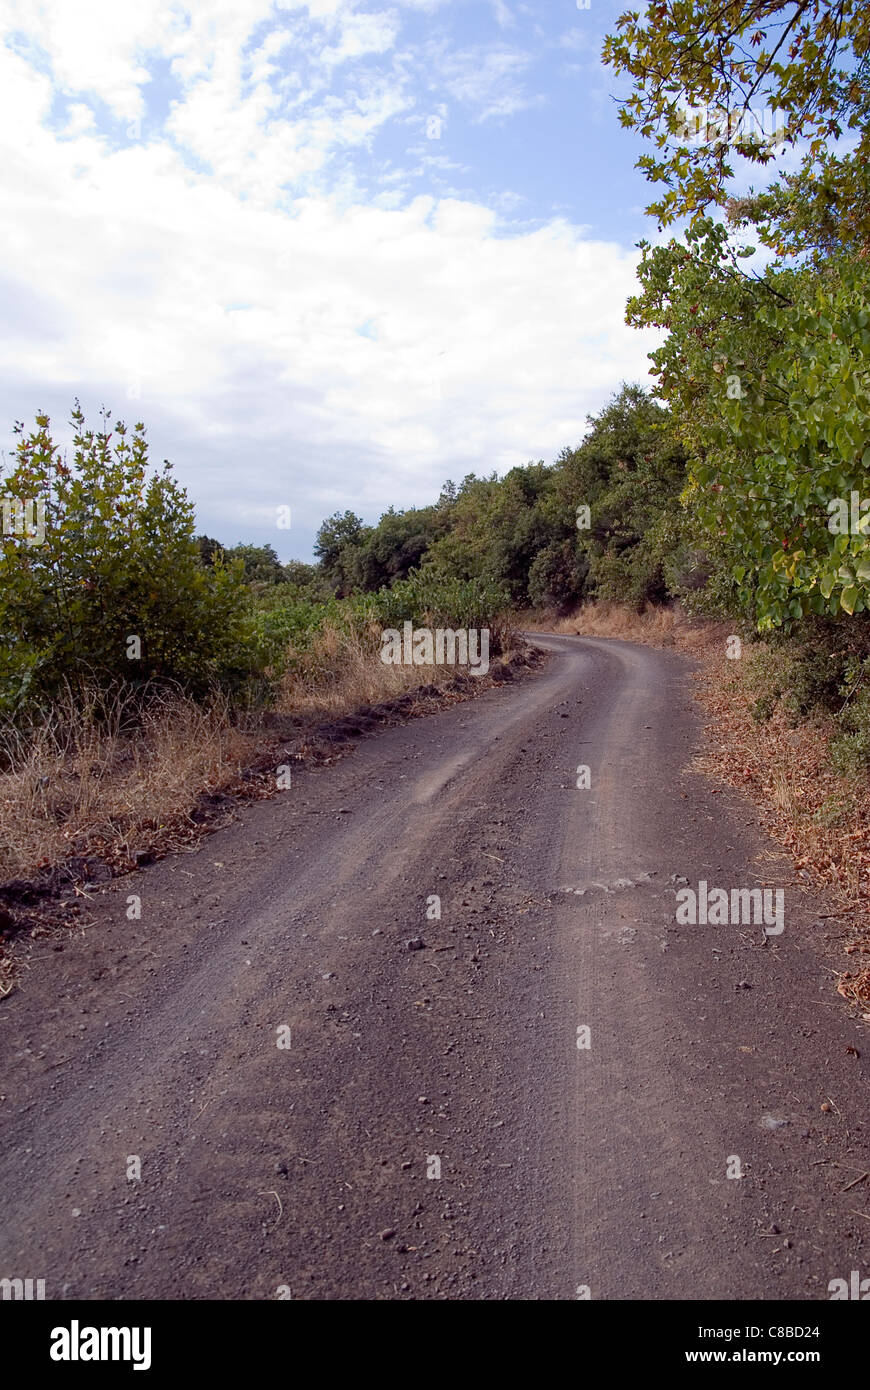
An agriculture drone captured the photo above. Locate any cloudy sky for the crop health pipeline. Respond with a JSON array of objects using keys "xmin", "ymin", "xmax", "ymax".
[{"xmin": 0, "ymin": 0, "xmax": 684, "ymax": 559}]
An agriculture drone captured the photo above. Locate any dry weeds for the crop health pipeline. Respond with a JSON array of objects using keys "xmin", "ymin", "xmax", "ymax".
[
  {"xmin": 0, "ymin": 687, "xmax": 256, "ymax": 887},
  {"xmin": 275, "ymin": 619, "xmax": 454, "ymax": 718},
  {"xmin": 0, "ymin": 619, "xmax": 529, "ymax": 959}
]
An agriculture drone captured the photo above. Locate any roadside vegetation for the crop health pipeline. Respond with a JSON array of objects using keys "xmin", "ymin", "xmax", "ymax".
[
  {"xmin": 3, "ymin": 0, "xmax": 870, "ymax": 1002},
  {"xmin": 0, "ymin": 406, "xmax": 520, "ymax": 900}
]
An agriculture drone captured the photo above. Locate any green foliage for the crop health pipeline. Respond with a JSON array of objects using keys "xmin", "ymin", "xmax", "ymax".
[
  {"xmin": 554, "ymin": 384, "xmax": 688, "ymax": 609},
  {"xmin": 628, "ymin": 215, "xmax": 870, "ymax": 630},
  {"xmin": 740, "ymin": 643, "xmax": 790, "ymax": 722},
  {"xmin": 417, "ymin": 465, "xmax": 555, "ymax": 603},
  {"xmin": 830, "ymin": 655, "xmax": 870, "ymax": 770},
  {"xmin": 740, "ymin": 622, "xmax": 870, "ymax": 772},
  {"xmin": 830, "ymin": 727, "xmax": 870, "ymax": 774},
  {"xmin": 605, "ymin": 3, "xmax": 870, "ymax": 781},
  {"xmin": 780, "ymin": 625, "xmax": 857, "ymax": 716},
  {"xmin": 313, "ymin": 510, "xmax": 369, "ymax": 595},
  {"xmin": 341, "ymin": 505, "xmax": 447, "ymax": 593},
  {"xmin": 220, "ymin": 543, "xmax": 288, "ymax": 589},
  {"xmin": 250, "ymin": 593, "xmax": 339, "ymax": 667},
  {"xmin": 197, "ymin": 534, "xmax": 223, "ymax": 566},
  {"xmin": 338, "ymin": 386, "xmax": 688, "ymax": 615},
  {"xmin": 603, "ymin": 0, "xmax": 870, "ymax": 258},
  {"xmin": 0, "ymin": 405, "xmax": 257, "ymax": 716},
  {"xmin": 279, "ymin": 559, "xmax": 333, "ymax": 603},
  {"xmin": 368, "ymin": 570, "xmax": 510, "ymax": 634},
  {"xmin": 603, "ymin": 1, "xmax": 870, "ymax": 636},
  {"xmin": 528, "ymin": 539, "xmax": 589, "ymax": 611}
]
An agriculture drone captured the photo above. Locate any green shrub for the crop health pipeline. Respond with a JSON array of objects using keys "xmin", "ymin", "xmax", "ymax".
[
  {"xmin": 829, "ymin": 729, "xmax": 870, "ymax": 775},
  {"xmin": 829, "ymin": 657, "xmax": 870, "ymax": 771},
  {"xmin": 0, "ymin": 405, "xmax": 258, "ymax": 717},
  {"xmin": 369, "ymin": 570, "xmax": 509, "ymax": 635},
  {"xmin": 527, "ymin": 539, "xmax": 588, "ymax": 611}
]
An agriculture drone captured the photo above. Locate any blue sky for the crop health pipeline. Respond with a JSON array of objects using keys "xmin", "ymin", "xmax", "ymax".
[{"xmin": 0, "ymin": 0, "xmax": 743, "ymax": 559}]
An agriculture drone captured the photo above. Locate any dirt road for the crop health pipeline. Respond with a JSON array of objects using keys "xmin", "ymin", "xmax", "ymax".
[{"xmin": 1, "ymin": 634, "xmax": 868, "ymax": 1299}]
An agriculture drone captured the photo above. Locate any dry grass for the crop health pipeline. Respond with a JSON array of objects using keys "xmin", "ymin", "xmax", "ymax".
[
  {"xmin": 524, "ymin": 598, "xmax": 719, "ymax": 652},
  {"xmin": 0, "ymin": 622, "xmax": 515, "ymax": 996},
  {"xmin": 694, "ymin": 644, "xmax": 870, "ymax": 913},
  {"xmin": 275, "ymin": 618, "xmax": 456, "ymax": 718},
  {"xmin": 0, "ymin": 688, "xmax": 257, "ymax": 885},
  {"xmin": 0, "ymin": 618, "xmax": 523, "ymax": 892}
]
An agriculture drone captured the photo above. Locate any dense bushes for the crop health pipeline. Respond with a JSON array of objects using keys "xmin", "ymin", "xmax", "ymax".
[
  {"xmin": 745, "ymin": 618, "xmax": 870, "ymax": 771},
  {"xmin": 0, "ymin": 405, "xmax": 260, "ymax": 719},
  {"xmin": 368, "ymin": 570, "xmax": 510, "ymax": 636},
  {"xmin": 0, "ymin": 402, "xmax": 526, "ymax": 726},
  {"xmin": 599, "ymin": 0, "xmax": 870, "ymax": 773},
  {"xmin": 252, "ymin": 570, "xmax": 512, "ymax": 675},
  {"xmin": 0, "ymin": 385, "xmax": 694, "ymax": 727},
  {"xmin": 306, "ymin": 385, "xmax": 688, "ymax": 616},
  {"xmin": 528, "ymin": 539, "xmax": 589, "ymax": 611}
]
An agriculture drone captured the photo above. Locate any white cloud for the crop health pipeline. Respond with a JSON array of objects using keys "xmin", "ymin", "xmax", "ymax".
[
  {"xmin": 320, "ymin": 8, "xmax": 400, "ymax": 65},
  {"xmin": 0, "ymin": 4, "xmax": 659, "ymax": 555},
  {"xmin": 2, "ymin": 0, "xmax": 180, "ymax": 118},
  {"xmin": 490, "ymin": 0, "xmax": 515, "ymax": 28},
  {"xmin": 559, "ymin": 26, "xmax": 600, "ymax": 54},
  {"xmin": 433, "ymin": 43, "xmax": 541, "ymax": 122}
]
